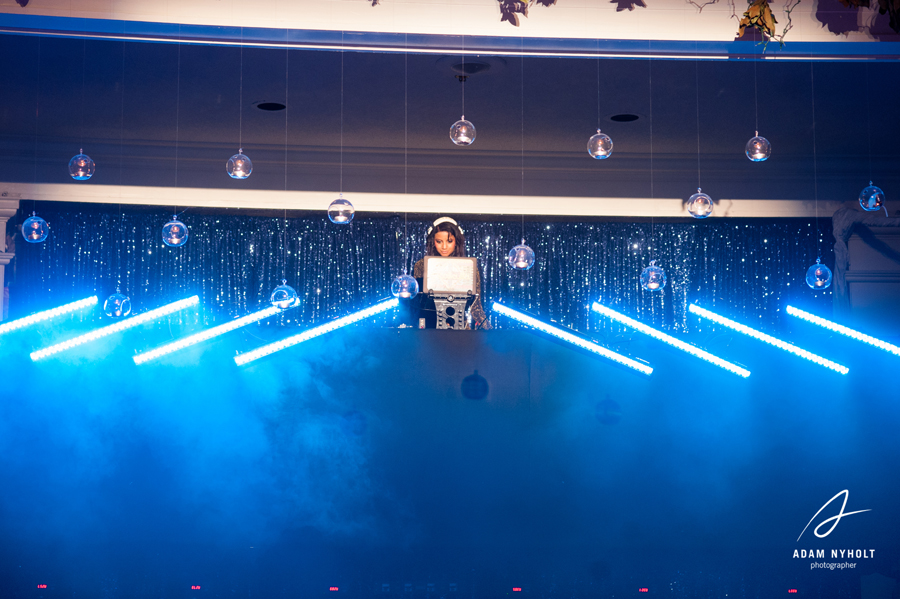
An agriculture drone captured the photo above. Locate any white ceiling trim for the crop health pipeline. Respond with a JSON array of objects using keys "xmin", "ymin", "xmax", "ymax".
[
  {"xmin": 0, "ymin": 0, "xmax": 890, "ymax": 44},
  {"xmin": 1, "ymin": 183, "xmax": 844, "ymax": 218}
]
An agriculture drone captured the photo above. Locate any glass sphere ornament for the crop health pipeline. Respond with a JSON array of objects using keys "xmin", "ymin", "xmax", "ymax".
[
  {"xmin": 450, "ymin": 116, "xmax": 476, "ymax": 146},
  {"xmin": 162, "ymin": 216, "xmax": 189, "ymax": 247},
  {"xmin": 859, "ymin": 182, "xmax": 885, "ymax": 212},
  {"xmin": 327, "ymin": 194, "xmax": 355, "ymax": 224},
  {"xmin": 21, "ymin": 212, "xmax": 49, "ymax": 243},
  {"xmin": 226, "ymin": 149, "xmax": 252, "ymax": 179},
  {"xmin": 587, "ymin": 129, "xmax": 613, "ymax": 159},
  {"xmin": 270, "ymin": 280, "xmax": 300, "ymax": 310},
  {"xmin": 640, "ymin": 260, "xmax": 666, "ymax": 291},
  {"xmin": 687, "ymin": 188, "xmax": 713, "ymax": 219},
  {"xmin": 68, "ymin": 150, "xmax": 95, "ymax": 180},
  {"xmin": 461, "ymin": 370, "xmax": 489, "ymax": 400},
  {"xmin": 507, "ymin": 240, "xmax": 536, "ymax": 271},
  {"xmin": 745, "ymin": 132, "xmax": 771, "ymax": 162},
  {"xmin": 595, "ymin": 396, "xmax": 622, "ymax": 426},
  {"xmin": 805, "ymin": 258, "xmax": 833, "ymax": 290},
  {"xmin": 103, "ymin": 293, "xmax": 132, "ymax": 318},
  {"xmin": 391, "ymin": 274, "xmax": 419, "ymax": 299}
]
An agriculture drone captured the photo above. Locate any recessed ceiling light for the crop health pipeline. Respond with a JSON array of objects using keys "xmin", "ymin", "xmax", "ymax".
[
  {"xmin": 609, "ymin": 114, "xmax": 640, "ymax": 123},
  {"xmin": 435, "ymin": 56, "xmax": 507, "ymax": 78},
  {"xmin": 256, "ymin": 102, "xmax": 286, "ymax": 112}
]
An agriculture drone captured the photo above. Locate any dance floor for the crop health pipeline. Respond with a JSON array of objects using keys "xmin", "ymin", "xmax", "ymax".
[{"xmin": 1, "ymin": 325, "xmax": 897, "ymax": 597}]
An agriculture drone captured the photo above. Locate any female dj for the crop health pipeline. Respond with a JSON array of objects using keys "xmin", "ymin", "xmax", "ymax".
[{"xmin": 412, "ymin": 217, "xmax": 492, "ymax": 330}]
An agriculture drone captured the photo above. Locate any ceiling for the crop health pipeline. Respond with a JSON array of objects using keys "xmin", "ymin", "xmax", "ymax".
[{"xmin": 0, "ymin": 31, "xmax": 898, "ymax": 217}]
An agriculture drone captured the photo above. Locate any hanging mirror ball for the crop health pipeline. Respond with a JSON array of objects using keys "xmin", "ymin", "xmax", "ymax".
[
  {"xmin": 327, "ymin": 195, "xmax": 355, "ymax": 224},
  {"xmin": 745, "ymin": 133, "xmax": 771, "ymax": 162},
  {"xmin": 640, "ymin": 260, "xmax": 666, "ymax": 291},
  {"xmin": 226, "ymin": 150, "xmax": 252, "ymax": 179},
  {"xmin": 21, "ymin": 213, "xmax": 49, "ymax": 243},
  {"xmin": 270, "ymin": 280, "xmax": 300, "ymax": 310},
  {"xmin": 805, "ymin": 259, "xmax": 833, "ymax": 290},
  {"xmin": 859, "ymin": 182, "xmax": 885, "ymax": 212},
  {"xmin": 103, "ymin": 293, "xmax": 132, "ymax": 318},
  {"xmin": 687, "ymin": 188, "xmax": 713, "ymax": 219},
  {"xmin": 391, "ymin": 274, "xmax": 419, "ymax": 299},
  {"xmin": 450, "ymin": 117, "xmax": 476, "ymax": 146},
  {"xmin": 162, "ymin": 216, "xmax": 189, "ymax": 247},
  {"xmin": 507, "ymin": 241, "xmax": 536, "ymax": 271},
  {"xmin": 587, "ymin": 129, "xmax": 613, "ymax": 159},
  {"xmin": 68, "ymin": 150, "xmax": 95, "ymax": 180},
  {"xmin": 461, "ymin": 370, "xmax": 489, "ymax": 400}
]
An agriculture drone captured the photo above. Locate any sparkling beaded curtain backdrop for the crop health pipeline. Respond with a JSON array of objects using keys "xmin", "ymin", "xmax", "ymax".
[{"xmin": 12, "ymin": 208, "xmax": 832, "ymax": 335}]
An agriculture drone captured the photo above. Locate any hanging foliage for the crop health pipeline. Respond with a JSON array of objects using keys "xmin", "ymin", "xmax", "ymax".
[
  {"xmin": 838, "ymin": 0, "xmax": 900, "ymax": 33},
  {"xmin": 498, "ymin": 0, "xmax": 557, "ymax": 26},
  {"xmin": 737, "ymin": 0, "xmax": 779, "ymax": 39},
  {"xmin": 367, "ymin": 0, "xmax": 898, "ymax": 37}
]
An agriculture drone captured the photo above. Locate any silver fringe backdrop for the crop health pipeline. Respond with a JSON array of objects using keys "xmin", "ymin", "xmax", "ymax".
[{"xmin": 10, "ymin": 207, "xmax": 834, "ymax": 335}]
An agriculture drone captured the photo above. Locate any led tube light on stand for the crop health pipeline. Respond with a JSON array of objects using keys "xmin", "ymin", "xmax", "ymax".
[
  {"xmin": 786, "ymin": 305, "xmax": 900, "ymax": 358},
  {"xmin": 591, "ymin": 302, "xmax": 750, "ymax": 378},
  {"xmin": 134, "ymin": 305, "xmax": 289, "ymax": 364},
  {"xmin": 235, "ymin": 298, "xmax": 398, "ymax": 366},
  {"xmin": 492, "ymin": 302, "xmax": 652, "ymax": 375},
  {"xmin": 31, "ymin": 296, "xmax": 200, "ymax": 361},
  {"xmin": 688, "ymin": 304, "xmax": 848, "ymax": 375},
  {"xmin": 0, "ymin": 296, "xmax": 98, "ymax": 336}
]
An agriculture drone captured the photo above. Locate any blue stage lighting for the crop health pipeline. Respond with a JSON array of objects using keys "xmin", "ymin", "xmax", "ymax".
[
  {"xmin": 688, "ymin": 304, "xmax": 849, "ymax": 375},
  {"xmin": 786, "ymin": 305, "xmax": 900, "ymax": 358},
  {"xmin": 235, "ymin": 298, "xmax": 399, "ymax": 366},
  {"xmin": 0, "ymin": 296, "xmax": 98, "ymax": 336},
  {"xmin": 134, "ymin": 305, "xmax": 289, "ymax": 365},
  {"xmin": 31, "ymin": 296, "xmax": 200, "ymax": 361},
  {"xmin": 591, "ymin": 302, "xmax": 750, "ymax": 378},
  {"xmin": 492, "ymin": 302, "xmax": 652, "ymax": 376}
]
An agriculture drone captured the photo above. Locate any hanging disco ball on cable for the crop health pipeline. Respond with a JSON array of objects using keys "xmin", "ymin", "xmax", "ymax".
[
  {"xmin": 391, "ymin": 274, "xmax": 419, "ymax": 299},
  {"xmin": 587, "ymin": 129, "xmax": 613, "ymax": 159},
  {"xmin": 226, "ymin": 149, "xmax": 252, "ymax": 179},
  {"xmin": 640, "ymin": 260, "xmax": 666, "ymax": 291},
  {"xmin": 450, "ymin": 117, "xmax": 476, "ymax": 146},
  {"xmin": 745, "ymin": 133, "xmax": 771, "ymax": 162},
  {"xmin": 327, "ymin": 194, "xmax": 355, "ymax": 224},
  {"xmin": 805, "ymin": 258, "xmax": 832, "ymax": 290},
  {"xmin": 686, "ymin": 188, "xmax": 713, "ymax": 219},
  {"xmin": 21, "ymin": 212, "xmax": 49, "ymax": 243},
  {"xmin": 68, "ymin": 150, "xmax": 95, "ymax": 180},
  {"xmin": 859, "ymin": 182, "xmax": 885, "ymax": 212},
  {"xmin": 270, "ymin": 280, "xmax": 300, "ymax": 310},
  {"xmin": 461, "ymin": 370, "xmax": 489, "ymax": 400},
  {"xmin": 103, "ymin": 292, "xmax": 132, "ymax": 318},
  {"xmin": 507, "ymin": 240, "xmax": 535, "ymax": 271},
  {"xmin": 162, "ymin": 216, "xmax": 189, "ymax": 247}
]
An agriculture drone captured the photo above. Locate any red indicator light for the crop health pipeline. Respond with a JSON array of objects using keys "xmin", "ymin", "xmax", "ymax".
[
  {"xmin": 639, "ymin": 589, "xmax": 649, "ymax": 593},
  {"xmin": 330, "ymin": 587, "xmax": 339, "ymax": 592},
  {"xmin": 191, "ymin": 586, "xmax": 201, "ymax": 590},
  {"xmin": 512, "ymin": 588, "xmax": 522, "ymax": 592},
  {"xmin": 37, "ymin": 585, "xmax": 48, "ymax": 589},
  {"xmin": 788, "ymin": 591, "xmax": 797, "ymax": 594}
]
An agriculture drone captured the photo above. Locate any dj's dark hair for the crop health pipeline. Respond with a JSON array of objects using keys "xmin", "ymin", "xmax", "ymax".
[{"xmin": 425, "ymin": 218, "xmax": 467, "ymax": 257}]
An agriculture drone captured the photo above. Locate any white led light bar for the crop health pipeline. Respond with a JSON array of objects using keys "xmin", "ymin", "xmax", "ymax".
[
  {"xmin": 688, "ymin": 304, "xmax": 849, "ymax": 375},
  {"xmin": 235, "ymin": 298, "xmax": 399, "ymax": 366},
  {"xmin": 492, "ymin": 302, "xmax": 652, "ymax": 376},
  {"xmin": 134, "ymin": 305, "xmax": 288, "ymax": 365},
  {"xmin": 591, "ymin": 302, "xmax": 750, "ymax": 378},
  {"xmin": 786, "ymin": 305, "xmax": 900, "ymax": 358},
  {"xmin": 0, "ymin": 296, "xmax": 98, "ymax": 336},
  {"xmin": 31, "ymin": 296, "xmax": 200, "ymax": 361}
]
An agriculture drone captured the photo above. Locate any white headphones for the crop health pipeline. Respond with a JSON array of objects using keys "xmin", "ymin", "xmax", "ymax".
[{"xmin": 426, "ymin": 217, "xmax": 464, "ymax": 236}]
